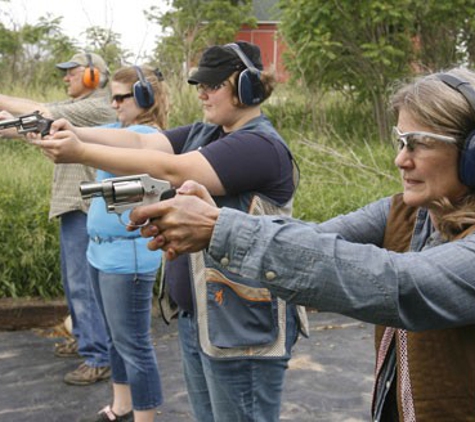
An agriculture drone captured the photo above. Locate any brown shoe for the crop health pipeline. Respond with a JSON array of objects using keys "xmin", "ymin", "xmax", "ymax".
[
  {"xmin": 64, "ymin": 362, "xmax": 111, "ymax": 386},
  {"xmin": 55, "ymin": 338, "xmax": 80, "ymax": 358}
]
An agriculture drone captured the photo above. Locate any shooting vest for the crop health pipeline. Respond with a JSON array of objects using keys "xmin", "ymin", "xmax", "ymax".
[
  {"xmin": 159, "ymin": 115, "xmax": 308, "ymax": 359},
  {"xmin": 374, "ymin": 193, "xmax": 475, "ymax": 421}
]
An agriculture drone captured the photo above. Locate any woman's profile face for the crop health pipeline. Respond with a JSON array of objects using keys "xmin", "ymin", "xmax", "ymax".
[
  {"xmin": 395, "ymin": 108, "xmax": 469, "ymax": 209},
  {"xmin": 110, "ymin": 81, "xmax": 143, "ymax": 126}
]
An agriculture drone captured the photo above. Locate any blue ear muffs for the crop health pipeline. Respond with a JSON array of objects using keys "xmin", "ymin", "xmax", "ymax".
[
  {"xmin": 437, "ymin": 73, "xmax": 475, "ymax": 188},
  {"xmin": 237, "ymin": 67, "xmax": 264, "ymax": 106},
  {"xmin": 133, "ymin": 66, "xmax": 155, "ymax": 109},
  {"xmin": 225, "ymin": 43, "xmax": 265, "ymax": 106},
  {"xmin": 459, "ymin": 130, "xmax": 475, "ymax": 188}
]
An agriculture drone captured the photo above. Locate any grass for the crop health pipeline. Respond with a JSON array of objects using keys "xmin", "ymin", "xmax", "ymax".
[
  {"xmin": 0, "ymin": 140, "xmax": 61, "ymax": 298},
  {"xmin": 0, "ymin": 84, "xmax": 402, "ymax": 298}
]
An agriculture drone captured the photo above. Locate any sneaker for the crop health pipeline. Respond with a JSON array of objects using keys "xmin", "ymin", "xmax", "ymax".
[
  {"xmin": 82, "ymin": 405, "xmax": 134, "ymax": 422},
  {"xmin": 54, "ymin": 338, "xmax": 80, "ymax": 358},
  {"xmin": 63, "ymin": 362, "xmax": 111, "ymax": 386}
]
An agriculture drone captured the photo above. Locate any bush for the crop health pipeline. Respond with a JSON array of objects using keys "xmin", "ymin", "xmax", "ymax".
[{"xmin": 0, "ymin": 140, "xmax": 61, "ymax": 298}]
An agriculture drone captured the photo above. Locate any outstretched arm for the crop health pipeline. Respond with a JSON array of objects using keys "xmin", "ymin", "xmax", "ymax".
[
  {"xmin": 34, "ymin": 131, "xmax": 226, "ymax": 195},
  {"xmin": 50, "ymin": 118, "xmax": 172, "ymax": 151},
  {"xmin": 0, "ymin": 94, "xmax": 50, "ymax": 117}
]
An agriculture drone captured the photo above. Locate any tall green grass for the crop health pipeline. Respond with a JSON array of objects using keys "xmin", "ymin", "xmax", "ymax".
[
  {"xmin": 0, "ymin": 85, "xmax": 402, "ymax": 298},
  {"xmin": 0, "ymin": 140, "xmax": 61, "ymax": 298}
]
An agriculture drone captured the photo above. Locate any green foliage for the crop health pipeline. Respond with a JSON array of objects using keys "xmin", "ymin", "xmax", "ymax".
[
  {"xmin": 410, "ymin": 0, "xmax": 475, "ymax": 70},
  {"xmin": 0, "ymin": 15, "xmax": 77, "ymax": 91},
  {"xmin": 147, "ymin": 0, "xmax": 256, "ymax": 79},
  {"xmin": 290, "ymin": 131, "xmax": 400, "ymax": 222},
  {"xmin": 263, "ymin": 87, "xmax": 399, "ymax": 222},
  {"xmin": 82, "ymin": 26, "xmax": 132, "ymax": 71},
  {"xmin": 166, "ymin": 74, "xmax": 203, "ymax": 127},
  {"xmin": 0, "ymin": 140, "xmax": 61, "ymax": 298},
  {"xmin": 0, "ymin": 12, "xmax": 128, "ymax": 92},
  {"xmin": 277, "ymin": 0, "xmax": 475, "ymax": 139}
]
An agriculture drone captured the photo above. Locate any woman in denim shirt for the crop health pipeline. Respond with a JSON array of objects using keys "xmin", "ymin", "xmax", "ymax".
[{"xmin": 130, "ymin": 67, "xmax": 475, "ymax": 421}]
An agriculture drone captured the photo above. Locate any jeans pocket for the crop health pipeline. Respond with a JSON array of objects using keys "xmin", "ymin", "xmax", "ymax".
[{"xmin": 205, "ymin": 268, "xmax": 278, "ymax": 348}]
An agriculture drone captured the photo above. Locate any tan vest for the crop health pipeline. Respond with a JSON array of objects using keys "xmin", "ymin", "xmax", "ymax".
[{"xmin": 375, "ymin": 193, "xmax": 475, "ymax": 421}]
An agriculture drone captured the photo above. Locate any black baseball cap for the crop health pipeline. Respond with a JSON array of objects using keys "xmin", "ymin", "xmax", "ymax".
[{"xmin": 188, "ymin": 41, "xmax": 263, "ymax": 86}]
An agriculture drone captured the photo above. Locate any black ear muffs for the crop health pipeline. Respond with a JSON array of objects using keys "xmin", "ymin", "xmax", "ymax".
[
  {"xmin": 82, "ymin": 53, "xmax": 100, "ymax": 89},
  {"xmin": 437, "ymin": 73, "xmax": 475, "ymax": 188},
  {"xmin": 225, "ymin": 43, "xmax": 265, "ymax": 106},
  {"xmin": 133, "ymin": 66, "xmax": 155, "ymax": 109}
]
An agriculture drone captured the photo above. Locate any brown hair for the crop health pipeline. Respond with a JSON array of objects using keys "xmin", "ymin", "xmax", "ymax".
[
  {"xmin": 227, "ymin": 70, "xmax": 277, "ymax": 108},
  {"xmin": 112, "ymin": 65, "xmax": 170, "ymax": 129},
  {"xmin": 390, "ymin": 67, "xmax": 475, "ymax": 239}
]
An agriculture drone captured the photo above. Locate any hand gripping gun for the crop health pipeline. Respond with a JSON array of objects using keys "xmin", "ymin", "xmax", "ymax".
[
  {"xmin": 0, "ymin": 111, "xmax": 53, "ymax": 137},
  {"xmin": 79, "ymin": 174, "xmax": 176, "ymax": 227}
]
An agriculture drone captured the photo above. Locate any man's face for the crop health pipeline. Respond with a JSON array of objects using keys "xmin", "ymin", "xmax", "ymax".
[{"xmin": 62, "ymin": 67, "xmax": 90, "ymax": 99}]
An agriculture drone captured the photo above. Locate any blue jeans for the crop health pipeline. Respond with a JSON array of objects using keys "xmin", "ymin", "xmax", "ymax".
[
  {"xmin": 59, "ymin": 211, "xmax": 109, "ymax": 367},
  {"xmin": 178, "ymin": 307, "xmax": 298, "ymax": 422},
  {"xmin": 90, "ymin": 267, "xmax": 163, "ymax": 410}
]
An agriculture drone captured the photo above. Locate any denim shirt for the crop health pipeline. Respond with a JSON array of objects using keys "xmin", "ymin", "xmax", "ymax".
[{"xmin": 208, "ymin": 196, "xmax": 475, "ymax": 331}]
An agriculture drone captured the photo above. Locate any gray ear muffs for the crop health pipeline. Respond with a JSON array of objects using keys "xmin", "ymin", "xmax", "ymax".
[
  {"xmin": 225, "ymin": 43, "xmax": 265, "ymax": 106},
  {"xmin": 437, "ymin": 73, "xmax": 475, "ymax": 188},
  {"xmin": 133, "ymin": 66, "xmax": 155, "ymax": 109}
]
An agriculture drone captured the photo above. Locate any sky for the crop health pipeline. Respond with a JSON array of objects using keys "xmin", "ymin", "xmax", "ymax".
[{"xmin": 1, "ymin": 0, "xmax": 169, "ymax": 61}]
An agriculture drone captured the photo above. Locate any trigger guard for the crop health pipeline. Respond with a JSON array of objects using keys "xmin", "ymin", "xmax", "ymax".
[{"xmin": 119, "ymin": 213, "xmax": 150, "ymax": 228}]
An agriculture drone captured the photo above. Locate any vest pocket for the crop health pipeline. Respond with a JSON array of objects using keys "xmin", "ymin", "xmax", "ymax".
[{"xmin": 205, "ymin": 268, "xmax": 278, "ymax": 348}]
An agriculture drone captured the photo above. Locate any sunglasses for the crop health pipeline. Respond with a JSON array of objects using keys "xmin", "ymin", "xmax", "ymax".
[
  {"xmin": 112, "ymin": 92, "xmax": 134, "ymax": 104},
  {"xmin": 392, "ymin": 127, "xmax": 458, "ymax": 152},
  {"xmin": 195, "ymin": 82, "xmax": 226, "ymax": 95}
]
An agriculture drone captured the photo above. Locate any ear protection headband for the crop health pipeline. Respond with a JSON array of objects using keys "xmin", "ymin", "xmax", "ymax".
[
  {"xmin": 133, "ymin": 66, "xmax": 155, "ymax": 109},
  {"xmin": 82, "ymin": 53, "xmax": 100, "ymax": 89},
  {"xmin": 225, "ymin": 43, "xmax": 265, "ymax": 106},
  {"xmin": 437, "ymin": 73, "xmax": 475, "ymax": 188}
]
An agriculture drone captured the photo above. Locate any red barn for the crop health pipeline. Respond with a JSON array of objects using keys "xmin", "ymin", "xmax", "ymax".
[{"xmin": 234, "ymin": 0, "xmax": 288, "ymax": 81}]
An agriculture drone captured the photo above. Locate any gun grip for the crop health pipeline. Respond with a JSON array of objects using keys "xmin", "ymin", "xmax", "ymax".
[
  {"xmin": 40, "ymin": 119, "xmax": 53, "ymax": 137},
  {"xmin": 161, "ymin": 188, "xmax": 176, "ymax": 200}
]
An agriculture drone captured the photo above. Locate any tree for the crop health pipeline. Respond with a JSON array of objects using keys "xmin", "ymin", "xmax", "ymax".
[
  {"xmin": 83, "ymin": 26, "xmax": 129, "ymax": 71},
  {"xmin": 0, "ymin": 14, "xmax": 77, "ymax": 92},
  {"xmin": 278, "ymin": 0, "xmax": 475, "ymax": 140},
  {"xmin": 145, "ymin": 0, "xmax": 256, "ymax": 80}
]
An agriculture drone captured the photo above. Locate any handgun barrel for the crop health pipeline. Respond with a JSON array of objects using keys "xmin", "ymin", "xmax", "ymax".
[{"xmin": 79, "ymin": 181, "xmax": 105, "ymax": 199}]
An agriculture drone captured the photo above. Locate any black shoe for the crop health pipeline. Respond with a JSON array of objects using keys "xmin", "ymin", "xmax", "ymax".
[{"xmin": 82, "ymin": 405, "xmax": 134, "ymax": 421}]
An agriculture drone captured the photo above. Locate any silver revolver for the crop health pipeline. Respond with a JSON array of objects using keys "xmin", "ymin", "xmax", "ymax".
[{"xmin": 80, "ymin": 174, "xmax": 175, "ymax": 226}]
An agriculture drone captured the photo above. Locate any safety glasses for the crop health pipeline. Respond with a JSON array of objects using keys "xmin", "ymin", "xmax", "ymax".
[
  {"xmin": 195, "ymin": 82, "xmax": 227, "ymax": 95},
  {"xmin": 392, "ymin": 127, "xmax": 458, "ymax": 152},
  {"xmin": 112, "ymin": 92, "xmax": 134, "ymax": 104}
]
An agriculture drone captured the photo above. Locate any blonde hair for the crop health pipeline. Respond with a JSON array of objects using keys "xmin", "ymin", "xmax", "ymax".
[
  {"xmin": 112, "ymin": 65, "xmax": 170, "ymax": 129},
  {"xmin": 390, "ymin": 67, "xmax": 475, "ymax": 239}
]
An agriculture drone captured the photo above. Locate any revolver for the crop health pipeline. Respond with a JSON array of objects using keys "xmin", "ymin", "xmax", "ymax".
[
  {"xmin": 80, "ymin": 174, "xmax": 176, "ymax": 226},
  {"xmin": 0, "ymin": 111, "xmax": 53, "ymax": 137}
]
